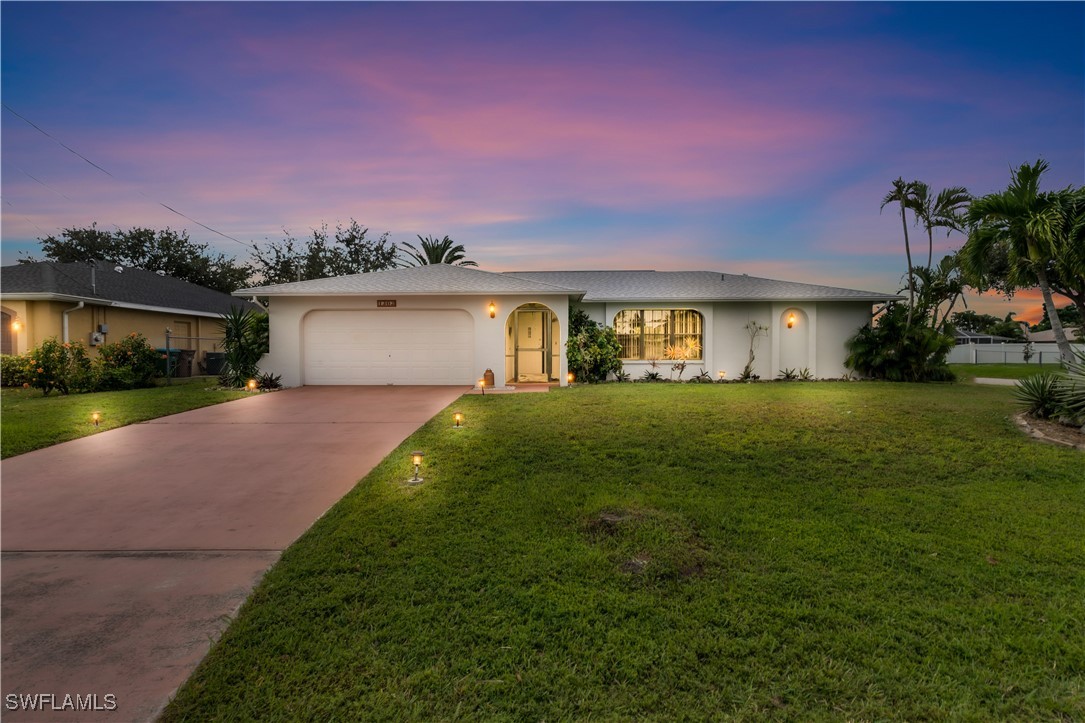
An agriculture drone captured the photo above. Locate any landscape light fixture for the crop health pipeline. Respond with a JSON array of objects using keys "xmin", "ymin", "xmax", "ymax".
[
  {"xmin": 718, "ymin": 370, "xmax": 726, "ymax": 380},
  {"xmin": 91, "ymin": 411, "xmax": 101, "ymax": 427},
  {"xmin": 478, "ymin": 378, "xmax": 486, "ymax": 395},
  {"xmin": 247, "ymin": 379, "xmax": 257, "ymax": 393},
  {"xmin": 409, "ymin": 450, "xmax": 424, "ymax": 484},
  {"xmin": 567, "ymin": 372, "xmax": 575, "ymax": 385},
  {"xmin": 488, "ymin": 301, "xmax": 497, "ymax": 319},
  {"xmin": 453, "ymin": 411, "xmax": 464, "ymax": 428},
  {"xmin": 787, "ymin": 313, "xmax": 797, "ymax": 329}
]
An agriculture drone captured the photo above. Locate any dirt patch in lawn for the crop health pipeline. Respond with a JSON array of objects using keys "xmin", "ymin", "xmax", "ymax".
[
  {"xmin": 1015, "ymin": 413, "xmax": 1085, "ymax": 450},
  {"xmin": 584, "ymin": 507, "xmax": 709, "ymax": 583}
]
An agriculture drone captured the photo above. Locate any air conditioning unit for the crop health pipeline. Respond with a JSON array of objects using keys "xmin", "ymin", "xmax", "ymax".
[{"xmin": 89, "ymin": 331, "xmax": 104, "ymax": 346}]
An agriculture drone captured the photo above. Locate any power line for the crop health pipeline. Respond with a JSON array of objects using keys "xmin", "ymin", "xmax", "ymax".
[{"xmin": 2, "ymin": 103, "xmax": 251, "ymax": 250}]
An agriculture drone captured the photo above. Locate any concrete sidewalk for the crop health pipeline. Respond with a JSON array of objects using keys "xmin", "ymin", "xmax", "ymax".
[{"xmin": 1, "ymin": 385, "xmax": 467, "ymax": 722}]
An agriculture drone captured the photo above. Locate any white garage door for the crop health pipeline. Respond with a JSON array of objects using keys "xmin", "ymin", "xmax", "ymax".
[{"xmin": 304, "ymin": 309, "xmax": 475, "ymax": 385}]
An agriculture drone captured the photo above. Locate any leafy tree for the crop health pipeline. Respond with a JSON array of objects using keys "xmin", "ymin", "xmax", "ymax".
[
  {"xmin": 882, "ymin": 178, "xmax": 919, "ymax": 327},
  {"xmin": 961, "ymin": 160, "xmax": 1079, "ymax": 363},
  {"xmin": 566, "ymin": 307, "xmax": 622, "ymax": 383},
  {"xmin": 23, "ymin": 224, "xmax": 251, "ymax": 293},
  {"xmin": 250, "ymin": 220, "xmax": 397, "ymax": 285},
  {"xmin": 1032, "ymin": 303, "xmax": 1082, "ymax": 333},
  {"xmin": 907, "ymin": 182, "xmax": 970, "ymax": 268},
  {"xmin": 399, "ymin": 235, "xmax": 478, "ymax": 267},
  {"xmin": 950, "ymin": 310, "xmax": 1002, "ymax": 334}
]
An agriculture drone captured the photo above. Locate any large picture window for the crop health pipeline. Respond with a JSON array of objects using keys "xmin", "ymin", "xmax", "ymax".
[{"xmin": 613, "ymin": 309, "xmax": 704, "ymax": 360}]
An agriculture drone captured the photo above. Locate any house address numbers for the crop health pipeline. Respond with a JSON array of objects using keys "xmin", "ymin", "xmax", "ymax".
[{"xmin": 377, "ymin": 300, "xmax": 397, "ymax": 308}]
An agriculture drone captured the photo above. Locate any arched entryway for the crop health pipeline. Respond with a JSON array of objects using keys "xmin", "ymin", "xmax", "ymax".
[
  {"xmin": 505, "ymin": 303, "xmax": 560, "ymax": 384},
  {"xmin": 779, "ymin": 307, "xmax": 809, "ymax": 371}
]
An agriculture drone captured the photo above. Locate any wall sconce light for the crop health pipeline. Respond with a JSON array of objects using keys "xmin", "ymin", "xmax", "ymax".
[
  {"xmin": 477, "ymin": 378, "xmax": 486, "ymax": 395},
  {"xmin": 409, "ymin": 450, "xmax": 424, "ymax": 484},
  {"xmin": 91, "ymin": 411, "xmax": 101, "ymax": 427},
  {"xmin": 718, "ymin": 370, "xmax": 726, "ymax": 381},
  {"xmin": 10, "ymin": 318, "xmax": 22, "ymax": 333},
  {"xmin": 787, "ymin": 313, "xmax": 797, "ymax": 329},
  {"xmin": 452, "ymin": 411, "xmax": 464, "ymax": 428},
  {"xmin": 488, "ymin": 301, "xmax": 496, "ymax": 319},
  {"xmin": 567, "ymin": 372, "xmax": 575, "ymax": 385},
  {"xmin": 247, "ymin": 379, "xmax": 257, "ymax": 393}
]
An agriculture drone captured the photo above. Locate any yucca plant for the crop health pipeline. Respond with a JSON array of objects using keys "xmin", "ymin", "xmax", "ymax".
[
  {"xmin": 1056, "ymin": 350, "xmax": 1085, "ymax": 425},
  {"xmin": 1014, "ymin": 372, "xmax": 1063, "ymax": 419}
]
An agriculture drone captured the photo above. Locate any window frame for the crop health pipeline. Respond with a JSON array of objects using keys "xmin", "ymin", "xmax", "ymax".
[{"xmin": 613, "ymin": 308, "xmax": 705, "ymax": 361}]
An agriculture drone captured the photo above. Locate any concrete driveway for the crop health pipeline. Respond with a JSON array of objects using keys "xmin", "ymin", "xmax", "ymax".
[{"xmin": 1, "ymin": 385, "xmax": 467, "ymax": 722}]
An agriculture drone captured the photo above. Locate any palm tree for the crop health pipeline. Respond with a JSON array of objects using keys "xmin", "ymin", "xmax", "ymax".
[
  {"xmin": 908, "ymin": 182, "xmax": 971, "ymax": 268},
  {"xmin": 399, "ymin": 235, "xmax": 478, "ymax": 267},
  {"xmin": 882, "ymin": 178, "xmax": 918, "ymax": 328},
  {"xmin": 962, "ymin": 160, "xmax": 1075, "ymax": 364}
]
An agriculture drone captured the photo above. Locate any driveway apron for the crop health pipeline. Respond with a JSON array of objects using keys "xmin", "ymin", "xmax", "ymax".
[{"xmin": 1, "ymin": 385, "xmax": 467, "ymax": 722}]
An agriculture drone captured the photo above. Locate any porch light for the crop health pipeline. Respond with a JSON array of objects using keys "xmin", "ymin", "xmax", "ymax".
[
  {"xmin": 10, "ymin": 317, "xmax": 22, "ymax": 332},
  {"xmin": 91, "ymin": 411, "xmax": 101, "ymax": 427},
  {"xmin": 247, "ymin": 379, "xmax": 257, "ymax": 392},
  {"xmin": 787, "ymin": 313, "xmax": 796, "ymax": 329},
  {"xmin": 452, "ymin": 411, "xmax": 464, "ymax": 428},
  {"xmin": 567, "ymin": 372, "xmax": 575, "ymax": 384},
  {"xmin": 488, "ymin": 301, "xmax": 496, "ymax": 319},
  {"xmin": 409, "ymin": 450, "xmax": 424, "ymax": 483}
]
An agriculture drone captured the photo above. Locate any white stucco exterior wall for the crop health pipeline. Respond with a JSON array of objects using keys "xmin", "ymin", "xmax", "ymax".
[
  {"xmin": 814, "ymin": 302, "xmax": 874, "ymax": 377},
  {"xmin": 262, "ymin": 294, "xmax": 570, "ymax": 388}
]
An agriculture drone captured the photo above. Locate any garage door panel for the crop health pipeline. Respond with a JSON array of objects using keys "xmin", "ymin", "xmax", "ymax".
[{"xmin": 304, "ymin": 310, "xmax": 475, "ymax": 385}]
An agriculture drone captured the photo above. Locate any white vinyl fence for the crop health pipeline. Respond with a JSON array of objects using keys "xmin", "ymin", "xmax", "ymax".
[{"xmin": 948, "ymin": 342, "xmax": 1078, "ymax": 365}]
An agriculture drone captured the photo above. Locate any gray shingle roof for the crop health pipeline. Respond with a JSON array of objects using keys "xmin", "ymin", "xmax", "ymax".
[
  {"xmin": 238, "ymin": 264, "xmax": 584, "ymax": 296},
  {"xmin": 504, "ymin": 270, "xmax": 899, "ymax": 302},
  {"xmin": 1, "ymin": 262, "xmax": 261, "ymax": 316}
]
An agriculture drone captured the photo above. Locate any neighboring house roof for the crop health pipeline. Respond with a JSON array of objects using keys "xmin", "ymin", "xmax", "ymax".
[
  {"xmin": 238, "ymin": 263, "xmax": 586, "ymax": 297},
  {"xmin": 1025, "ymin": 327, "xmax": 1083, "ymax": 342},
  {"xmin": 505, "ymin": 270, "xmax": 899, "ymax": 302},
  {"xmin": 954, "ymin": 329, "xmax": 1015, "ymax": 344},
  {"xmin": 1, "ymin": 261, "xmax": 261, "ymax": 318}
]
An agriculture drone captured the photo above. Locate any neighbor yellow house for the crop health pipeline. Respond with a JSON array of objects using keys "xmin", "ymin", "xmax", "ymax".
[{"xmin": 2, "ymin": 261, "xmax": 261, "ymax": 373}]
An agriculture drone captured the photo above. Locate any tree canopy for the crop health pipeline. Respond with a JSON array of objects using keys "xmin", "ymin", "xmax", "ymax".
[
  {"xmin": 249, "ymin": 220, "xmax": 398, "ymax": 286},
  {"xmin": 22, "ymin": 224, "xmax": 252, "ymax": 294},
  {"xmin": 399, "ymin": 235, "xmax": 477, "ymax": 267}
]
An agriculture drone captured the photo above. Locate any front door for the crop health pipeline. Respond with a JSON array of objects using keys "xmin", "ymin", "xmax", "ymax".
[{"xmin": 513, "ymin": 307, "xmax": 554, "ymax": 383}]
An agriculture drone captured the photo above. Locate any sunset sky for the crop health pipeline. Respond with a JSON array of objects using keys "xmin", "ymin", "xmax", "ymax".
[{"xmin": 2, "ymin": 2, "xmax": 1082, "ymax": 322}]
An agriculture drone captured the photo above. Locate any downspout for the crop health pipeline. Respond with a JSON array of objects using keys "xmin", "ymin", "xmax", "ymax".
[{"xmin": 62, "ymin": 302, "xmax": 84, "ymax": 343}]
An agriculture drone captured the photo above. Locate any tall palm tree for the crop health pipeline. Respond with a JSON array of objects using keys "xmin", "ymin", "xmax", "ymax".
[
  {"xmin": 882, "ymin": 178, "xmax": 918, "ymax": 328},
  {"xmin": 908, "ymin": 182, "xmax": 971, "ymax": 268},
  {"xmin": 399, "ymin": 235, "xmax": 478, "ymax": 268},
  {"xmin": 962, "ymin": 160, "xmax": 1075, "ymax": 364}
]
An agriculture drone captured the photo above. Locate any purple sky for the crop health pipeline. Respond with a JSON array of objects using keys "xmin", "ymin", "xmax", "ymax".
[{"xmin": 2, "ymin": 2, "xmax": 1082, "ymax": 321}]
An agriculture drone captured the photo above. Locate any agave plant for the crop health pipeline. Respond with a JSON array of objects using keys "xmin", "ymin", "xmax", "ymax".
[{"xmin": 1014, "ymin": 372, "xmax": 1063, "ymax": 419}]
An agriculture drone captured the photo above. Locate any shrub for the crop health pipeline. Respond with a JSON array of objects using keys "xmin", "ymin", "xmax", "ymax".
[
  {"xmin": 257, "ymin": 372, "xmax": 283, "ymax": 390},
  {"xmin": 641, "ymin": 370, "xmax": 663, "ymax": 382},
  {"xmin": 845, "ymin": 303, "xmax": 955, "ymax": 382},
  {"xmin": 566, "ymin": 307, "xmax": 622, "ymax": 383},
  {"xmin": 24, "ymin": 338, "xmax": 93, "ymax": 395},
  {"xmin": 219, "ymin": 308, "xmax": 269, "ymax": 388},
  {"xmin": 1014, "ymin": 372, "xmax": 1063, "ymax": 419},
  {"xmin": 94, "ymin": 332, "xmax": 160, "ymax": 390},
  {"xmin": 1055, "ymin": 350, "xmax": 1085, "ymax": 426},
  {"xmin": 1, "ymin": 354, "xmax": 32, "ymax": 387}
]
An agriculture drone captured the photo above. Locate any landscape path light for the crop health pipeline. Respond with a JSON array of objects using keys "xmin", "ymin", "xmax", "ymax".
[
  {"xmin": 247, "ymin": 379, "xmax": 257, "ymax": 393},
  {"xmin": 91, "ymin": 411, "xmax": 101, "ymax": 427},
  {"xmin": 718, "ymin": 370, "xmax": 726, "ymax": 381},
  {"xmin": 453, "ymin": 411, "xmax": 464, "ymax": 428},
  {"xmin": 567, "ymin": 372, "xmax": 575, "ymax": 385},
  {"xmin": 409, "ymin": 450, "xmax": 424, "ymax": 484},
  {"xmin": 478, "ymin": 378, "xmax": 486, "ymax": 395}
]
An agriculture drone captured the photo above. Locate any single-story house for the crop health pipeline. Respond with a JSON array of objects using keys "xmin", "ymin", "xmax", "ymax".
[
  {"xmin": 953, "ymin": 329, "xmax": 1017, "ymax": 345},
  {"xmin": 239, "ymin": 265, "xmax": 898, "ymax": 388},
  {"xmin": 1, "ymin": 261, "xmax": 260, "ymax": 367}
]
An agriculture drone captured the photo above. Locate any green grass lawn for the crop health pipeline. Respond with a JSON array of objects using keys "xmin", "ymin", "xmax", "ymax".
[
  {"xmin": 1, "ymin": 378, "xmax": 250, "ymax": 459},
  {"xmin": 949, "ymin": 362, "xmax": 1061, "ymax": 381},
  {"xmin": 164, "ymin": 382, "xmax": 1084, "ymax": 721}
]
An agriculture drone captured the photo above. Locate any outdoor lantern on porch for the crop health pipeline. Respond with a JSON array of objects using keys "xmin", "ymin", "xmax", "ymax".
[
  {"xmin": 91, "ymin": 411, "xmax": 101, "ymax": 427},
  {"xmin": 787, "ymin": 313, "xmax": 797, "ymax": 329},
  {"xmin": 10, "ymin": 317, "xmax": 22, "ymax": 333},
  {"xmin": 453, "ymin": 411, "xmax": 464, "ymax": 428},
  {"xmin": 247, "ymin": 379, "xmax": 257, "ymax": 393},
  {"xmin": 410, "ymin": 450, "xmax": 424, "ymax": 483},
  {"xmin": 488, "ymin": 301, "xmax": 497, "ymax": 319}
]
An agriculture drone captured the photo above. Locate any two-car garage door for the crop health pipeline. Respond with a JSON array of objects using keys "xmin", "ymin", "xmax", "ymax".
[{"xmin": 304, "ymin": 310, "xmax": 474, "ymax": 385}]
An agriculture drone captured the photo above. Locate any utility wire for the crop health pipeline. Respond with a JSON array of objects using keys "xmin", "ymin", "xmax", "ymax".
[
  {"xmin": 17, "ymin": 167, "xmax": 71, "ymax": 200},
  {"xmin": 2, "ymin": 103, "xmax": 250, "ymax": 249}
]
